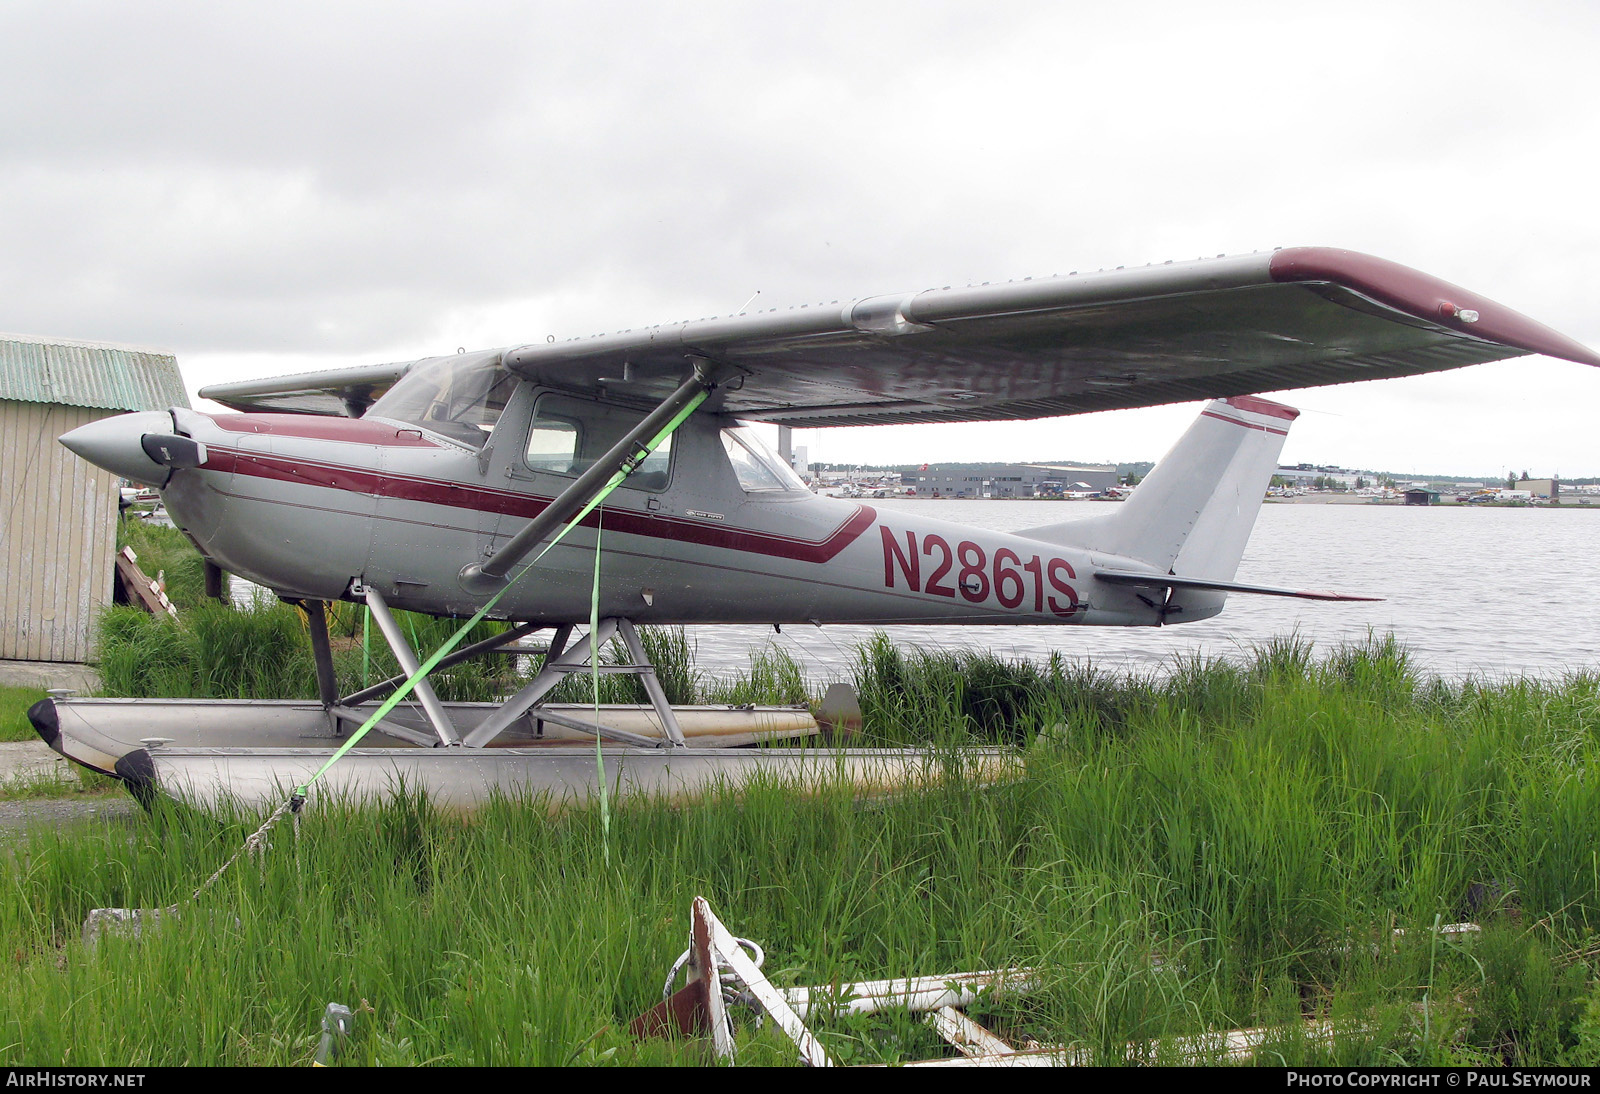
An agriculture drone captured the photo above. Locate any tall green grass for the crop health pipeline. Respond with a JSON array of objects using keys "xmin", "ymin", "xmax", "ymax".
[
  {"xmin": 97, "ymin": 603, "xmax": 319, "ymax": 699},
  {"xmin": 540, "ymin": 627, "xmax": 814, "ymax": 707},
  {"xmin": 336, "ymin": 608, "xmax": 521, "ymax": 703},
  {"xmin": 544, "ymin": 626, "xmax": 703, "ymax": 706},
  {"xmin": 8, "ymin": 631, "xmax": 1600, "ymax": 1065},
  {"xmin": 93, "ymin": 602, "xmax": 523, "ymax": 703},
  {"xmin": 703, "ymin": 642, "xmax": 812, "ymax": 705},
  {"xmin": 1, "ymin": 685, "xmax": 47, "ymax": 743}
]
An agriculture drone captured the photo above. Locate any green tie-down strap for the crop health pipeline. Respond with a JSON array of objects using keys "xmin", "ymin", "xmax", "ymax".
[
  {"xmin": 590, "ymin": 508, "xmax": 611, "ymax": 862},
  {"xmin": 296, "ymin": 390, "xmax": 710, "ymax": 796}
]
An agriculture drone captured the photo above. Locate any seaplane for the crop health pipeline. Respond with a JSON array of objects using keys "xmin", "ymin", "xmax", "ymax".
[{"xmin": 35, "ymin": 246, "xmax": 1600, "ymax": 812}]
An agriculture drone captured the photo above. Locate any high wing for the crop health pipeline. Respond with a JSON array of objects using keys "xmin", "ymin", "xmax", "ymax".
[
  {"xmin": 200, "ymin": 247, "xmax": 1600, "ymax": 423},
  {"xmin": 199, "ymin": 361, "xmax": 413, "ymax": 417}
]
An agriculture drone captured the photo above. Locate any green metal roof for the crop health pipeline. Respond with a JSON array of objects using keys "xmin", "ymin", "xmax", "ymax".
[{"xmin": 0, "ymin": 333, "xmax": 189, "ymax": 412}]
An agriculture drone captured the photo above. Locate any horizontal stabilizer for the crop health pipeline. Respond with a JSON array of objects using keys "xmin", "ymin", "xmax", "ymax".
[{"xmin": 1095, "ymin": 570, "xmax": 1383, "ymax": 602}]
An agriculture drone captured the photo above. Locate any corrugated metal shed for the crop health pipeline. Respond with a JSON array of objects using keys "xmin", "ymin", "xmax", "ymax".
[
  {"xmin": 1, "ymin": 333, "xmax": 189, "ymax": 664},
  {"xmin": 0, "ymin": 332, "xmax": 188, "ymax": 412}
]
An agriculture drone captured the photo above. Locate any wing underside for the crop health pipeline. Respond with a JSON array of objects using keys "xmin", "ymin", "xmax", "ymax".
[{"xmin": 199, "ymin": 248, "xmax": 1599, "ymax": 423}]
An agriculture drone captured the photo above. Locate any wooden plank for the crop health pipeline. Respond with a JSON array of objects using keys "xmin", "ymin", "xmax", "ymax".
[
  {"xmin": 115, "ymin": 548, "xmax": 177, "ymax": 618},
  {"xmin": 71, "ymin": 406, "xmax": 115, "ymax": 662},
  {"xmin": 5, "ymin": 401, "xmax": 38, "ymax": 657},
  {"xmin": 39, "ymin": 403, "xmax": 64, "ymax": 660},
  {"xmin": 696, "ymin": 896, "xmax": 735, "ymax": 1063},
  {"xmin": 629, "ymin": 979, "xmax": 711, "ymax": 1042},
  {"xmin": 59, "ymin": 407, "xmax": 85, "ymax": 661},
  {"xmin": 26, "ymin": 400, "xmax": 50, "ymax": 655},
  {"xmin": 0, "ymin": 402, "xmax": 122, "ymax": 661}
]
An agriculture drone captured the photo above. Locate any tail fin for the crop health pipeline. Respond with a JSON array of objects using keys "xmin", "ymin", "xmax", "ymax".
[{"xmin": 1023, "ymin": 396, "xmax": 1297, "ymax": 616}]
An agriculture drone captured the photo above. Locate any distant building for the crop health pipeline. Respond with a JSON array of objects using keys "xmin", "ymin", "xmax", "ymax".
[
  {"xmin": 1276, "ymin": 464, "xmax": 1364, "ymax": 490},
  {"xmin": 0, "ymin": 333, "xmax": 188, "ymax": 664},
  {"xmin": 909, "ymin": 463, "xmax": 1117, "ymax": 498},
  {"xmin": 1519, "ymin": 478, "xmax": 1559, "ymax": 499}
]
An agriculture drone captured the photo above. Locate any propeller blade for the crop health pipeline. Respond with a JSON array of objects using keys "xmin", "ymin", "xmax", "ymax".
[{"xmin": 139, "ymin": 433, "xmax": 208, "ymax": 469}]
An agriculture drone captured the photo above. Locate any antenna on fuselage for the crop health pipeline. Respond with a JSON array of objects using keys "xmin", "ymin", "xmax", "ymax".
[{"xmin": 737, "ymin": 290, "xmax": 762, "ymax": 313}]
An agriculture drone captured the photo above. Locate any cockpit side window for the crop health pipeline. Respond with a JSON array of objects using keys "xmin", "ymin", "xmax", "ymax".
[
  {"xmin": 523, "ymin": 393, "xmax": 673, "ymax": 491},
  {"xmin": 367, "ymin": 350, "xmax": 516, "ymax": 449},
  {"xmin": 721, "ymin": 426, "xmax": 807, "ymax": 494}
]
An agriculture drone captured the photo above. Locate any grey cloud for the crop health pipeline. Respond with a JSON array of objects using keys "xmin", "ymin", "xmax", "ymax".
[{"xmin": 0, "ymin": 0, "xmax": 1596, "ymax": 473}]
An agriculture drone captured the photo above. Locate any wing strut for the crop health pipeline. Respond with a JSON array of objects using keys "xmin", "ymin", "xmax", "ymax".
[{"xmin": 458, "ymin": 358, "xmax": 726, "ymax": 595}]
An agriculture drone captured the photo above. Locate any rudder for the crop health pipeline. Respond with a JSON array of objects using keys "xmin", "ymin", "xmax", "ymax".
[{"xmin": 1021, "ymin": 396, "xmax": 1298, "ymax": 615}]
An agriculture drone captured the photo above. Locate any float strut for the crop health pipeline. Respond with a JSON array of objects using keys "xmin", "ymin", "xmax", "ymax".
[
  {"xmin": 618, "ymin": 619, "xmax": 687, "ymax": 747},
  {"xmin": 295, "ymin": 599, "xmax": 341, "ymax": 713},
  {"xmin": 362, "ymin": 586, "xmax": 461, "ymax": 747},
  {"xmin": 339, "ymin": 620, "xmax": 543, "ymax": 707}
]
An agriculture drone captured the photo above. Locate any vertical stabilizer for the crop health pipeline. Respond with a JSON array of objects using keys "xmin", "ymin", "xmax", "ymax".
[{"xmin": 1022, "ymin": 396, "xmax": 1298, "ymax": 617}]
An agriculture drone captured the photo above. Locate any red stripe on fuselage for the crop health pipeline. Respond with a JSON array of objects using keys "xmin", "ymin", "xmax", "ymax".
[{"xmin": 205, "ymin": 446, "xmax": 876, "ymax": 563}]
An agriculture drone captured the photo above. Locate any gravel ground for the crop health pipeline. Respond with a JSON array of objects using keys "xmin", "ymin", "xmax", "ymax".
[
  {"xmin": 0, "ymin": 795, "xmax": 140, "ymax": 837},
  {"xmin": 0, "ymin": 741, "xmax": 74, "ymax": 781}
]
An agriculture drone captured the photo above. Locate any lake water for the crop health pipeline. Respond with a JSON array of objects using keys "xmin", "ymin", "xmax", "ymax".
[{"xmin": 684, "ymin": 499, "xmax": 1600, "ymax": 682}]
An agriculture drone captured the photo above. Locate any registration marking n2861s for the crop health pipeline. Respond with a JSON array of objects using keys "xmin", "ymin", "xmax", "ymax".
[{"xmin": 880, "ymin": 526, "xmax": 1079, "ymax": 616}]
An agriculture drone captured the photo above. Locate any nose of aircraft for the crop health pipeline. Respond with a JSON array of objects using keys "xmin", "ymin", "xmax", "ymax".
[{"xmin": 59, "ymin": 410, "xmax": 179, "ymax": 487}]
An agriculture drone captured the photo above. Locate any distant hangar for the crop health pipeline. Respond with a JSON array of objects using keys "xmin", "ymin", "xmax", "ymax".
[{"xmin": 908, "ymin": 463, "xmax": 1119, "ymax": 498}]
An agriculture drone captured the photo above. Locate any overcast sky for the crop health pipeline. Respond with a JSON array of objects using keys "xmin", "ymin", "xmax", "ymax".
[{"xmin": 3, "ymin": 0, "xmax": 1597, "ymax": 477}]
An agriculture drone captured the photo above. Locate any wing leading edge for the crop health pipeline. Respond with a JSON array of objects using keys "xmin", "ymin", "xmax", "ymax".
[
  {"xmin": 199, "ymin": 361, "xmax": 414, "ymax": 417},
  {"xmin": 200, "ymin": 248, "xmax": 1600, "ymax": 423}
]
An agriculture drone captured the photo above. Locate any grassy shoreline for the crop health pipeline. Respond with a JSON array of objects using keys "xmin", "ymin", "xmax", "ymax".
[{"xmin": 3, "ymin": 631, "xmax": 1600, "ymax": 1065}]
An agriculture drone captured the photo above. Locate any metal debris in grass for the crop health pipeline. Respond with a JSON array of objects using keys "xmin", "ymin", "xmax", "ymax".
[{"xmin": 634, "ymin": 895, "xmax": 1473, "ymax": 1067}]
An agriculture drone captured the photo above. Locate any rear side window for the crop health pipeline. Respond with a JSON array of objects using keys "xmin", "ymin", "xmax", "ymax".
[
  {"xmin": 524, "ymin": 419, "xmax": 579, "ymax": 472},
  {"xmin": 523, "ymin": 394, "xmax": 673, "ymax": 491}
]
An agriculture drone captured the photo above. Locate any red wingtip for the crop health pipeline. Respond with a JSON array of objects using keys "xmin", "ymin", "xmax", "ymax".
[{"xmin": 1270, "ymin": 247, "xmax": 1600, "ymax": 369}]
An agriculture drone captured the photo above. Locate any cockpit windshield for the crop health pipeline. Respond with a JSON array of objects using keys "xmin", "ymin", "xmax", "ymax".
[{"xmin": 368, "ymin": 350, "xmax": 517, "ymax": 449}]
